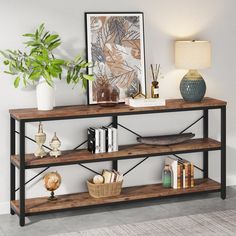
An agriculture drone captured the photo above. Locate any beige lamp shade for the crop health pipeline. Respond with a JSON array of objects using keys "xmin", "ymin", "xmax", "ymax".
[{"xmin": 175, "ymin": 41, "xmax": 211, "ymax": 69}]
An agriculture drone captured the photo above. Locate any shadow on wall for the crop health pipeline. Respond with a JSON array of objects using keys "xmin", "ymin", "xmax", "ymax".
[{"xmin": 55, "ymin": 37, "xmax": 86, "ymax": 60}]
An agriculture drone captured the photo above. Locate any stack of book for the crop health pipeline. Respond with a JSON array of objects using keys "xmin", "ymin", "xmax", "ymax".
[
  {"xmin": 102, "ymin": 169, "xmax": 123, "ymax": 184},
  {"xmin": 126, "ymin": 98, "xmax": 166, "ymax": 107},
  {"xmin": 165, "ymin": 156, "xmax": 194, "ymax": 189},
  {"xmin": 88, "ymin": 127, "xmax": 118, "ymax": 154}
]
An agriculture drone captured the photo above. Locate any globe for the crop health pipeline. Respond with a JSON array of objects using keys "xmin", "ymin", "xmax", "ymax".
[{"xmin": 44, "ymin": 172, "xmax": 61, "ymax": 200}]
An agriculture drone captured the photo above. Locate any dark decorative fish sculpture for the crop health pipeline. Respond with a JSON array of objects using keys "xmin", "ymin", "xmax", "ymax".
[{"xmin": 137, "ymin": 133, "xmax": 195, "ymax": 146}]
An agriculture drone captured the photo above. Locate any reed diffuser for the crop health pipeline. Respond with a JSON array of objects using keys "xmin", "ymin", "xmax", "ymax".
[{"xmin": 150, "ymin": 64, "xmax": 160, "ymax": 98}]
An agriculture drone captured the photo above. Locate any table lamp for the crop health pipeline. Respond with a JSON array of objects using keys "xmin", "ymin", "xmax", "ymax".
[{"xmin": 175, "ymin": 40, "xmax": 211, "ymax": 102}]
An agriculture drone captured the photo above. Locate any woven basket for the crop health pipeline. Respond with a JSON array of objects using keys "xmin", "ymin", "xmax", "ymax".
[{"xmin": 87, "ymin": 179, "xmax": 123, "ymax": 198}]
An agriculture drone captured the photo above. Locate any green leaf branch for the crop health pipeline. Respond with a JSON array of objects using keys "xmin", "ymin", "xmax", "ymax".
[{"xmin": 0, "ymin": 23, "xmax": 94, "ymax": 88}]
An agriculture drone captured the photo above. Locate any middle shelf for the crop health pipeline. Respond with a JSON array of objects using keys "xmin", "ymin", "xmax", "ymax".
[{"xmin": 11, "ymin": 138, "xmax": 221, "ymax": 169}]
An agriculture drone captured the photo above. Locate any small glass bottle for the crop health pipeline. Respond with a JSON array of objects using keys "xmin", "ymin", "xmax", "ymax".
[
  {"xmin": 151, "ymin": 80, "xmax": 159, "ymax": 98},
  {"xmin": 162, "ymin": 164, "xmax": 172, "ymax": 188}
]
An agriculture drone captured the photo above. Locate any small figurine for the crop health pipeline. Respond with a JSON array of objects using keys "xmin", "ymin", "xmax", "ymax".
[
  {"xmin": 34, "ymin": 122, "xmax": 47, "ymax": 158},
  {"xmin": 49, "ymin": 132, "xmax": 61, "ymax": 158}
]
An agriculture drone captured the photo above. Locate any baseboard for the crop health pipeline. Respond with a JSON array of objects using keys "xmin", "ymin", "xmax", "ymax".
[{"xmin": 0, "ymin": 202, "xmax": 9, "ymax": 215}]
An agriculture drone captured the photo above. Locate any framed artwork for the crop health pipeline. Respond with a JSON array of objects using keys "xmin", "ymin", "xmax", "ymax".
[{"xmin": 85, "ymin": 12, "xmax": 146, "ymax": 105}]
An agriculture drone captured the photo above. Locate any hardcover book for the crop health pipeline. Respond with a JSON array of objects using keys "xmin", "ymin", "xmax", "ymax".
[
  {"xmin": 87, "ymin": 127, "xmax": 95, "ymax": 153},
  {"xmin": 95, "ymin": 128, "xmax": 100, "ymax": 153}
]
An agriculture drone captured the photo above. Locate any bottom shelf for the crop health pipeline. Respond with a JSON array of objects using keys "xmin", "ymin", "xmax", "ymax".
[{"xmin": 11, "ymin": 178, "xmax": 221, "ymax": 216}]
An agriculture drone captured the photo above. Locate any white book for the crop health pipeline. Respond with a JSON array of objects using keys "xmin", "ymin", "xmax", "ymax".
[
  {"xmin": 128, "ymin": 98, "xmax": 166, "ymax": 107},
  {"xmin": 95, "ymin": 128, "xmax": 100, "ymax": 154},
  {"xmin": 99, "ymin": 128, "xmax": 106, "ymax": 153},
  {"xmin": 102, "ymin": 170, "xmax": 112, "ymax": 184},
  {"xmin": 108, "ymin": 127, "xmax": 113, "ymax": 153},
  {"xmin": 112, "ymin": 127, "xmax": 118, "ymax": 152},
  {"xmin": 110, "ymin": 172, "xmax": 116, "ymax": 183},
  {"xmin": 117, "ymin": 173, "xmax": 123, "ymax": 182},
  {"xmin": 165, "ymin": 156, "xmax": 178, "ymax": 189}
]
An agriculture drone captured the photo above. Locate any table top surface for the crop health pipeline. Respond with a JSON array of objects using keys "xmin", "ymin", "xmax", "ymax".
[{"xmin": 9, "ymin": 97, "xmax": 227, "ymax": 121}]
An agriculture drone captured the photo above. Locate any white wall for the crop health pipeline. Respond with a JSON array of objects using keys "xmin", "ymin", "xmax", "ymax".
[{"xmin": 0, "ymin": 0, "xmax": 235, "ymax": 214}]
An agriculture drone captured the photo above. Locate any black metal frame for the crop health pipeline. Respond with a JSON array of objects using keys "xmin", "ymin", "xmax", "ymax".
[{"xmin": 10, "ymin": 105, "xmax": 226, "ymax": 226}]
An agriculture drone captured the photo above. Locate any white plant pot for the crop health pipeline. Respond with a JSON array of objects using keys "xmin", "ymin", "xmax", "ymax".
[{"xmin": 36, "ymin": 80, "xmax": 55, "ymax": 111}]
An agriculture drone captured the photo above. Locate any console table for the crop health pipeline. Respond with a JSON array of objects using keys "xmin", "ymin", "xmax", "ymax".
[{"xmin": 9, "ymin": 97, "xmax": 227, "ymax": 226}]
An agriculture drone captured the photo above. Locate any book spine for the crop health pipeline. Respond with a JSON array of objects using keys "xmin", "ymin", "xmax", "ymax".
[
  {"xmin": 191, "ymin": 163, "xmax": 194, "ymax": 187},
  {"xmin": 103, "ymin": 127, "xmax": 109, "ymax": 152},
  {"xmin": 100, "ymin": 128, "xmax": 106, "ymax": 153},
  {"xmin": 95, "ymin": 128, "xmax": 100, "ymax": 153},
  {"xmin": 108, "ymin": 127, "xmax": 113, "ymax": 152},
  {"xmin": 184, "ymin": 163, "xmax": 189, "ymax": 188},
  {"xmin": 183, "ymin": 167, "xmax": 186, "ymax": 188},
  {"xmin": 177, "ymin": 163, "xmax": 181, "ymax": 189},
  {"xmin": 180, "ymin": 163, "xmax": 183, "ymax": 189},
  {"xmin": 173, "ymin": 160, "xmax": 178, "ymax": 189},
  {"xmin": 112, "ymin": 128, "xmax": 118, "ymax": 152},
  {"xmin": 188, "ymin": 163, "xmax": 191, "ymax": 188},
  {"xmin": 87, "ymin": 128, "xmax": 95, "ymax": 153}
]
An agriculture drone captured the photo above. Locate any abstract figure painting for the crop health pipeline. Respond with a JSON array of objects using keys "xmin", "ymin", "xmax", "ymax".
[{"xmin": 85, "ymin": 12, "xmax": 146, "ymax": 104}]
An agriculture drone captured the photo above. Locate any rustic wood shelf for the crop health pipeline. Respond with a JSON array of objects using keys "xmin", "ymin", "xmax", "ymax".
[
  {"xmin": 9, "ymin": 97, "xmax": 227, "ymax": 226},
  {"xmin": 11, "ymin": 138, "xmax": 221, "ymax": 169},
  {"xmin": 10, "ymin": 178, "xmax": 220, "ymax": 216},
  {"xmin": 9, "ymin": 97, "xmax": 226, "ymax": 121}
]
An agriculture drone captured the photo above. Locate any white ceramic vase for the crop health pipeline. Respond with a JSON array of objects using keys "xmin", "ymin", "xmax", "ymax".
[{"xmin": 36, "ymin": 79, "xmax": 55, "ymax": 111}]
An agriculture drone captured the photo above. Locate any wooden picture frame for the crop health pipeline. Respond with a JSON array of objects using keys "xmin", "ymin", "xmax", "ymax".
[{"xmin": 85, "ymin": 12, "xmax": 146, "ymax": 105}]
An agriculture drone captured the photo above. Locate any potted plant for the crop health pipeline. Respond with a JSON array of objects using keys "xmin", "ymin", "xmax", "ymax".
[{"xmin": 0, "ymin": 24, "xmax": 94, "ymax": 110}]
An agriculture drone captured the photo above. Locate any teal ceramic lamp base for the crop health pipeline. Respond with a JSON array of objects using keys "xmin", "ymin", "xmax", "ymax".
[{"xmin": 180, "ymin": 70, "xmax": 206, "ymax": 102}]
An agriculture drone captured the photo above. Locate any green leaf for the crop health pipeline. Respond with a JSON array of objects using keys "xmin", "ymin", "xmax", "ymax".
[
  {"xmin": 29, "ymin": 71, "xmax": 41, "ymax": 80},
  {"xmin": 74, "ymin": 55, "xmax": 81, "ymax": 63},
  {"xmin": 38, "ymin": 23, "xmax": 45, "ymax": 36},
  {"xmin": 14, "ymin": 76, "xmax": 20, "ymax": 88},
  {"xmin": 48, "ymin": 42, "xmax": 61, "ymax": 51},
  {"xmin": 35, "ymin": 29, "xmax": 39, "ymax": 40},
  {"xmin": 45, "ymin": 34, "xmax": 59, "ymax": 44},
  {"xmin": 4, "ymin": 71, "xmax": 17, "ymax": 75},
  {"xmin": 83, "ymin": 74, "xmax": 94, "ymax": 81},
  {"xmin": 81, "ymin": 62, "xmax": 90, "ymax": 68},
  {"xmin": 47, "ymin": 66, "xmax": 58, "ymax": 77},
  {"xmin": 0, "ymin": 50, "xmax": 9, "ymax": 58},
  {"xmin": 26, "ymin": 42, "xmax": 41, "ymax": 47},
  {"xmin": 6, "ymin": 49, "xmax": 17, "ymax": 55},
  {"xmin": 51, "ymin": 59, "xmax": 65, "ymax": 65},
  {"xmin": 43, "ymin": 70, "xmax": 53, "ymax": 86},
  {"xmin": 47, "ymin": 38, "xmax": 61, "ymax": 48},
  {"xmin": 74, "ymin": 65, "xmax": 81, "ymax": 72},
  {"xmin": 22, "ymin": 33, "xmax": 35, "ymax": 37},
  {"xmin": 82, "ymin": 78, "xmax": 87, "ymax": 89},
  {"xmin": 66, "ymin": 70, "xmax": 72, "ymax": 84},
  {"xmin": 3, "ymin": 60, "xmax": 9, "ymax": 65},
  {"xmin": 42, "ymin": 31, "xmax": 50, "ymax": 40}
]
